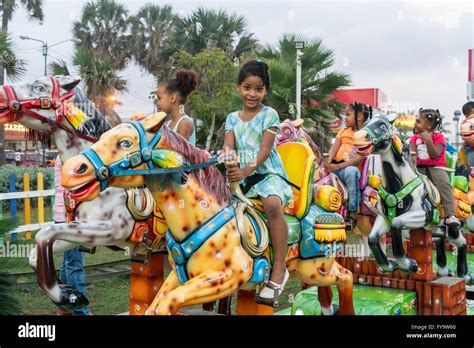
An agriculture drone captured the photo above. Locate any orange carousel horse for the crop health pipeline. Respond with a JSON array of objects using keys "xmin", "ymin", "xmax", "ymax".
[{"xmin": 61, "ymin": 112, "xmax": 355, "ymax": 315}]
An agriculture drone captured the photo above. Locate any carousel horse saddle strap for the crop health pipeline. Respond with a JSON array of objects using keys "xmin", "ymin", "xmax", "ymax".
[
  {"xmin": 378, "ymin": 176, "xmax": 423, "ymax": 223},
  {"xmin": 233, "ymin": 201, "xmax": 269, "ymax": 258},
  {"xmin": 240, "ymin": 173, "xmax": 300, "ymax": 195},
  {"xmin": 166, "ymin": 205, "xmax": 235, "ymax": 283},
  {"xmin": 418, "ymin": 173, "xmax": 441, "ymax": 206}
]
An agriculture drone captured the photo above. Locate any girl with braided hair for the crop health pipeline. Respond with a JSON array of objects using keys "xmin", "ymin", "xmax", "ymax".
[
  {"xmin": 326, "ymin": 102, "xmax": 372, "ymax": 229},
  {"xmin": 221, "ymin": 59, "xmax": 292, "ymax": 306},
  {"xmin": 409, "ymin": 108, "xmax": 460, "ymax": 226},
  {"xmin": 156, "ymin": 69, "xmax": 198, "ymax": 144}
]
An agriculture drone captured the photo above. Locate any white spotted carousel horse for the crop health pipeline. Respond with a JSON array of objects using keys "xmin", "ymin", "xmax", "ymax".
[
  {"xmin": 0, "ymin": 76, "xmax": 168, "ymax": 311},
  {"xmin": 277, "ymin": 119, "xmax": 380, "ymax": 257},
  {"xmin": 352, "ymin": 115, "xmax": 473, "ymax": 283},
  {"xmin": 61, "ymin": 112, "xmax": 356, "ymax": 315},
  {"xmin": 0, "ymin": 76, "xmax": 232, "ymax": 314}
]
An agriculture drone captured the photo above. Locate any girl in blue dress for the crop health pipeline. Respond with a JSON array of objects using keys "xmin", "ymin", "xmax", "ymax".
[{"xmin": 222, "ymin": 60, "xmax": 293, "ymax": 306}]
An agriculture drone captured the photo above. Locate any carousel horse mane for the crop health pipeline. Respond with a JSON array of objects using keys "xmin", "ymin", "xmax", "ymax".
[
  {"xmin": 72, "ymin": 86, "xmax": 112, "ymax": 139},
  {"xmin": 390, "ymin": 129, "xmax": 410, "ymax": 167},
  {"xmin": 147, "ymin": 125, "xmax": 231, "ymax": 205}
]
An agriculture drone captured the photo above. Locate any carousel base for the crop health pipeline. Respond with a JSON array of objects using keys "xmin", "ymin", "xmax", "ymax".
[{"xmin": 277, "ymin": 284, "xmax": 417, "ymax": 315}]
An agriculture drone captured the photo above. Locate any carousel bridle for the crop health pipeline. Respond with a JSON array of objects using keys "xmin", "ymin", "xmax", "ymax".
[{"xmin": 0, "ymin": 76, "xmax": 97, "ymax": 143}]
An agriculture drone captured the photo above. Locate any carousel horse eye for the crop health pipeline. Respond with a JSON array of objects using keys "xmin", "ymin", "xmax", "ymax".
[
  {"xmin": 34, "ymin": 85, "xmax": 46, "ymax": 93},
  {"xmin": 119, "ymin": 140, "xmax": 132, "ymax": 148}
]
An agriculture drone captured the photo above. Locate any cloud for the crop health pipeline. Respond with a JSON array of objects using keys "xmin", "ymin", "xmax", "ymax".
[{"xmin": 8, "ymin": 0, "xmax": 473, "ymax": 122}]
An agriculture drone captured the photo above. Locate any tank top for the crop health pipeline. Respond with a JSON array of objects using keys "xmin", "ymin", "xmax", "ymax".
[{"xmin": 165, "ymin": 114, "xmax": 196, "ymax": 145}]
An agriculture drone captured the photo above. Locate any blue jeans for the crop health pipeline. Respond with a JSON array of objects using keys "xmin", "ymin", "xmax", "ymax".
[
  {"xmin": 59, "ymin": 247, "xmax": 90, "ymax": 315},
  {"xmin": 335, "ymin": 166, "xmax": 361, "ymax": 212}
]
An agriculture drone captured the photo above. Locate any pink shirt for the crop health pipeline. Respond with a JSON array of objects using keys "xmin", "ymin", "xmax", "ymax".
[
  {"xmin": 53, "ymin": 156, "xmax": 66, "ymax": 223},
  {"xmin": 409, "ymin": 132, "xmax": 446, "ymax": 167}
]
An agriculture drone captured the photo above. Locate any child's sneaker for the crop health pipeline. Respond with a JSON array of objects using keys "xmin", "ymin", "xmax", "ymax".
[{"xmin": 445, "ymin": 215, "xmax": 460, "ymax": 226}]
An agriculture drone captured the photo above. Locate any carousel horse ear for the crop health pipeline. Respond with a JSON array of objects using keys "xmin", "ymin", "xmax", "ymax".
[
  {"xmin": 386, "ymin": 113, "xmax": 398, "ymax": 124},
  {"xmin": 56, "ymin": 75, "xmax": 81, "ymax": 91},
  {"xmin": 141, "ymin": 112, "xmax": 167, "ymax": 132},
  {"xmin": 292, "ymin": 119, "xmax": 304, "ymax": 128}
]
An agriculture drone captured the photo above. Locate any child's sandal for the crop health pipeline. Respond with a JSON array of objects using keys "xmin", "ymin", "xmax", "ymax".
[{"xmin": 256, "ymin": 269, "xmax": 289, "ymax": 308}]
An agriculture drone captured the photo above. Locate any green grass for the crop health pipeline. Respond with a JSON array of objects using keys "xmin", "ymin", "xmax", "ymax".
[
  {"xmin": 5, "ymin": 247, "xmax": 131, "ymax": 315},
  {"xmin": 15, "ymin": 275, "xmax": 131, "ymax": 315}
]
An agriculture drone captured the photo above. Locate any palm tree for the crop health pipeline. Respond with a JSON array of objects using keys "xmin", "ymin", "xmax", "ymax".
[
  {"xmin": 129, "ymin": 4, "xmax": 177, "ymax": 82},
  {"xmin": 0, "ymin": 0, "xmax": 44, "ymax": 165},
  {"xmin": 0, "ymin": 31, "xmax": 25, "ymax": 79},
  {"xmin": 258, "ymin": 34, "xmax": 351, "ymax": 152},
  {"xmin": 171, "ymin": 7, "xmax": 258, "ymax": 61},
  {"xmin": 48, "ymin": 59, "xmax": 70, "ymax": 76},
  {"xmin": 73, "ymin": 0, "xmax": 130, "ymax": 71},
  {"xmin": 73, "ymin": 48, "xmax": 127, "ymax": 126}
]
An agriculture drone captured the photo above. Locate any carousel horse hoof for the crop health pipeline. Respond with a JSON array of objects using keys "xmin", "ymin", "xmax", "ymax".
[
  {"xmin": 464, "ymin": 274, "xmax": 474, "ymax": 286},
  {"xmin": 377, "ymin": 260, "xmax": 399, "ymax": 273},
  {"xmin": 399, "ymin": 259, "xmax": 419, "ymax": 274},
  {"xmin": 256, "ymin": 269, "xmax": 289, "ymax": 308},
  {"xmin": 321, "ymin": 304, "xmax": 339, "ymax": 316},
  {"xmin": 437, "ymin": 269, "xmax": 455, "ymax": 277},
  {"xmin": 54, "ymin": 284, "xmax": 89, "ymax": 311}
]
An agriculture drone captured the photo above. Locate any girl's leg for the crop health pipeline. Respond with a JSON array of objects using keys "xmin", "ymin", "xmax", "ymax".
[
  {"xmin": 336, "ymin": 166, "xmax": 361, "ymax": 213},
  {"xmin": 261, "ymin": 195, "xmax": 288, "ymax": 284},
  {"xmin": 429, "ymin": 167, "xmax": 458, "ymax": 221}
]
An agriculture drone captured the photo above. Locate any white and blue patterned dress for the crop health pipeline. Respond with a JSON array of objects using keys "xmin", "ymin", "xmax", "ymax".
[{"xmin": 225, "ymin": 105, "xmax": 293, "ymax": 206}]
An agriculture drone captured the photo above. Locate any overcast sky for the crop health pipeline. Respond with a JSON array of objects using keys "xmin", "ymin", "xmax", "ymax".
[{"xmin": 8, "ymin": 0, "xmax": 474, "ymax": 141}]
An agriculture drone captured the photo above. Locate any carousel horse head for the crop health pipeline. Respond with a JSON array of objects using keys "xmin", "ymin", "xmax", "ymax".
[
  {"xmin": 0, "ymin": 75, "xmax": 109, "ymax": 145},
  {"xmin": 277, "ymin": 118, "xmax": 323, "ymax": 167},
  {"xmin": 277, "ymin": 119, "xmax": 304, "ymax": 144},
  {"xmin": 353, "ymin": 116, "xmax": 405, "ymax": 162},
  {"xmin": 62, "ymin": 112, "xmax": 230, "ymax": 203},
  {"xmin": 460, "ymin": 118, "xmax": 474, "ymax": 146}
]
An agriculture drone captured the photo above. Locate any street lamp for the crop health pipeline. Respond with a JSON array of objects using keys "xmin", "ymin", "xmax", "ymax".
[
  {"xmin": 19, "ymin": 36, "xmax": 80, "ymax": 166},
  {"xmin": 295, "ymin": 41, "xmax": 305, "ymax": 120},
  {"xmin": 453, "ymin": 110, "xmax": 462, "ymax": 149}
]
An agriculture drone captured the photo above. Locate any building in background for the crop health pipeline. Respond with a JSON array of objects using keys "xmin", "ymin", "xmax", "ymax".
[
  {"xmin": 3, "ymin": 123, "xmax": 38, "ymax": 152},
  {"xmin": 331, "ymin": 88, "xmax": 388, "ymax": 109}
]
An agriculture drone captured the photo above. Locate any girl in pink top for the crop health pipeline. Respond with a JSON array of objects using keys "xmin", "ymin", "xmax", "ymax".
[{"xmin": 409, "ymin": 108, "xmax": 459, "ymax": 226}]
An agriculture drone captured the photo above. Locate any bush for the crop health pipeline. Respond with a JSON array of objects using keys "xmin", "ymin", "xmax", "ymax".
[{"xmin": 0, "ymin": 165, "xmax": 54, "ymax": 211}]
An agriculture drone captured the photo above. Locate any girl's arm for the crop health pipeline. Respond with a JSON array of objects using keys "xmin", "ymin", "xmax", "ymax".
[
  {"xmin": 327, "ymin": 138, "xmax": 341, "ymax": 163},
  {"xmin": 420, "ymin": 131, "xmax": 443, "ymax": 159},
  {"xmin": 336, "ymin": 154, "xmax": 365, "ymax": 170},
  {"xmin": 223, "ymin": 130, "xmax": 236, "ymax": 152},
  {"xmin": 226, "ymin": 128, "xmax": 275, "ymax": 182},
  {"xmin": 176, "ymin": 118, "xmax": 194, "ymax": 141},
  {"xmin": 246, "ymin": 128, "xmax": 276, "ymax": 174}
]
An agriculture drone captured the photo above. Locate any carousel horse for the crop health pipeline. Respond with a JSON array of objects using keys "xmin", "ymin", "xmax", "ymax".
[
  {"xmin": 0, "ymin": 76, "xmax": 231, "ymax": 314},
  {"xmin": 277, "ymin": 119, "xmax": 379, "ymax": 257},
  {"xmin": 352, "ymin": 115, "xmax": 473, "ymax": 283},
  {"xmin": 0, "ymin": 76, "xmax": 168, "ymax": 311},
  {"xmin": 61, "ymin": 112, "xmax": 355, "ymax": 315}
]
